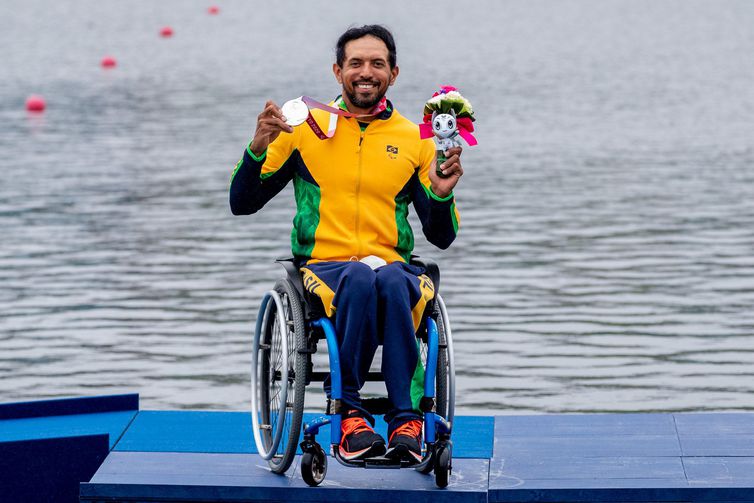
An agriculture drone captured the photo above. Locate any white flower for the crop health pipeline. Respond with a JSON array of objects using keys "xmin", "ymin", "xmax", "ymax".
[{"xmin": 427, "ymin": 94, "xmax": 444, "ymax": 106}]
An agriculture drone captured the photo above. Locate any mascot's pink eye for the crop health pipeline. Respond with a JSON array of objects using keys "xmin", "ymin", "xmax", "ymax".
[{"xmin": 447, "ymin": 120, "xmax": 454, "ymax": 128}]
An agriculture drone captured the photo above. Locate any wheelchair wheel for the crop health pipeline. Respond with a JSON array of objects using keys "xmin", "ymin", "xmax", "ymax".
[
  {"xmin": 250, "ymin": 278, "xmax": 307, "ymax": 474},
  {"xmin": 420, "ymin": 293, "xmax": 455, "ymax": 423},
  {"xmin": 435, "ymin": 294, "xmax": 455, "ymax": 425}
]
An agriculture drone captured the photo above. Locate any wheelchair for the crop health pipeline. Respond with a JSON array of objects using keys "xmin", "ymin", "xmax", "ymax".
[{"xmin": 250, "ymin": 257, "xmax": 455, "ymax": 488}]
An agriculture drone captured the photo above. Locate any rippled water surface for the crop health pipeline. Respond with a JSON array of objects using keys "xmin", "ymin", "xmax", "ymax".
[{"xmin": 2, "ymin": 0, "xmax": 754, "ymax": 414}]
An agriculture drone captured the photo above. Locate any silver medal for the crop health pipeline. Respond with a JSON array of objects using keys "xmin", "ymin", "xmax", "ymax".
[{"xmin": 281, "ymin": 97, "xmax": 309, "ymax": 126}]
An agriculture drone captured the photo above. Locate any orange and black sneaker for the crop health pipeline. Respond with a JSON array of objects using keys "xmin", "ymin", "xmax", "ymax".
[
  {"xmin": 386, "ymin": 419, "xmax": 423, "ymax": 464},
  {"xmin": 338, "ymin": 411, "xmax": 386, "ymax": 460}
]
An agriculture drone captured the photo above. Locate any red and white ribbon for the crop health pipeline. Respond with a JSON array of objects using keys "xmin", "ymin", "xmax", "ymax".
[{"xmin": 295, "ymin": 96, "xmax": 388, "ymax": 140}]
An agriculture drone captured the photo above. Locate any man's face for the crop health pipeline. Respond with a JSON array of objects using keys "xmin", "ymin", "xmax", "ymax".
[{"xmin": 333, "ymin": 35, "xmax": 399, "ymax": 113}]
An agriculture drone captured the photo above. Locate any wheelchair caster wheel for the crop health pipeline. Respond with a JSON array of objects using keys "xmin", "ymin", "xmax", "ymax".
[
  {"xmin": 434, "ymin": 440, "xmax": 452, "ymax": 488},
  {"xmin": 301, "ymin": 446, "xmax": 327, "ymax": 486}
]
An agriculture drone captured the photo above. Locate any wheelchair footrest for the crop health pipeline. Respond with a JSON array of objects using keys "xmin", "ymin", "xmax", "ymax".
[
  {"xmin": 332, "ymin": 451, "xmax": 416, "ymax": 469},
  {"xmin": 363, "ymin": 456, "xmax": 404, "ymax": 469}
]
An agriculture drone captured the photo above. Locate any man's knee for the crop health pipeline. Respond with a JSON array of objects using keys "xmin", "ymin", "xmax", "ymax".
[
  {"xmin": 375, "ymin": 262, "xmax": 411, "ymax": 296},
  {"xmin": 342, "ymin": 261, "xmax": 376, "ymax": 291}
]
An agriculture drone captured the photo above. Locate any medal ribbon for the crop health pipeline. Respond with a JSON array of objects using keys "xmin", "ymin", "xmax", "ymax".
[{"xmin": 299, "ymin": 96, "xmax": 388, "ymax": 140}]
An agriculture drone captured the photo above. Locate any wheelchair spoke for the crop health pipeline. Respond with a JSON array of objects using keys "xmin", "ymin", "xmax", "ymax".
[
  {"xmin": 270, "ymin": 386, "xmax": 282, "ymax": 403},
  {"xmin": 272, "ymin": 325, "xmax": 283, "ymax": 364},
  {"xmin": 272, "ymin": 349, "xmax": 282, "ymax": 369}
]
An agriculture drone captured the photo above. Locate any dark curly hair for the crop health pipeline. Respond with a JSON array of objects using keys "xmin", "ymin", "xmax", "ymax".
[{"xmin": 335, "ymin": 25, "xmax": 396, "ymax": 69}]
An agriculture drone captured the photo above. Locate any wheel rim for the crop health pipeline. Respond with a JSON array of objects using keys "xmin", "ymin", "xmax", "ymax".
[
  {"xmin": 250, "ymin": 290, "xmax": 289, "ymax": 460},
  {"xmin": 313, "ymin": 453, "xmax": 326, "ymax": 482}
]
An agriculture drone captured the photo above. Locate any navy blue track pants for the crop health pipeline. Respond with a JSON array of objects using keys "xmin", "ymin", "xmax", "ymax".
[{"xmin": 301, "ymin": 261, "xmax": 435, "ymax": 426}]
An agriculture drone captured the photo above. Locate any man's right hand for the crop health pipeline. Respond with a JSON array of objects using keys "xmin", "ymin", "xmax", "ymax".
[{"xmin": 248, "ymin": 100, "xmax": 294, "ymax": 157}]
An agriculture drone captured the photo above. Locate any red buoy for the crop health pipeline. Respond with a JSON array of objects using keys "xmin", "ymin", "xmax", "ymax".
[
  {"xmin": 208, "ymin": 6, "xmax": 219, "ymax": 14},
  {"xmin": 101, "ymin": 56, "xmax": 117, "ymax": 68},
  {"xmin": 160, "ymin": 26, "xmax": 173, "ymax": 37},
  {"xmin": 26, "ymin": 95, "xmax": 46, "ymax": 112}
]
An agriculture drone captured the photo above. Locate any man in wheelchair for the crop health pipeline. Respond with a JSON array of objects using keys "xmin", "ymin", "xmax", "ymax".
[{"xmin": 230, "ymin": 25, "xmax": 464, "ymax": 464}]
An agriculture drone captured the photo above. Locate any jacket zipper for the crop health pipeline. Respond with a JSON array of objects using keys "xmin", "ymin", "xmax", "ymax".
[{"xmin": 355, "ymin": 129, "xmax": 365, "ymax": 258}]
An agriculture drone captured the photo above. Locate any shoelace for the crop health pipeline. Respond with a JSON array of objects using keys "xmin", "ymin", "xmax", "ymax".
[
  {"xmin": 341, "ymin": 417, "xmax": 373, "ymax": 439},
  {"xmin": 389, "ymin": 419, "xmax": 422, "ymax": 442}
]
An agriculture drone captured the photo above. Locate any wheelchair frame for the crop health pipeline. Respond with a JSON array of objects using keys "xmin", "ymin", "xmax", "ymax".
[{"xmin": 250, "ymin": 257, "xmax": 455, "ymax": 487}]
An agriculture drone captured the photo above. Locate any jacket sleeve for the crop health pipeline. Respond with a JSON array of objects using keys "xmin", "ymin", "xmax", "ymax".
[
  {"xmin": 229, "ymin": 129, "xmax": 298, "ymax": 215},
  {"xmin": 411, "ymin": 140, "xmax": 460, "ymax": 249}
]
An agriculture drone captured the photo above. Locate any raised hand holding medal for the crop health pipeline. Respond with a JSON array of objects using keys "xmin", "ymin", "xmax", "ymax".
[
  {"xmin": 248, "ymin": 97, "xmax": 324, "ymax": 156},
  {"xmin": 248, "ymin": 100, "xmax": 294, "ymax": 157}
]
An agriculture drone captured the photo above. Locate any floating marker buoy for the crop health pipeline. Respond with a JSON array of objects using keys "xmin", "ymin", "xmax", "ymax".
[
  {"xmin": 208, "ymin": 6, "xmax": 219, "ymax": 14},
  {"xmin": 160, "ymin": 26, "xmax": 173, "ymax": 37},
  {"xmin": 101, "ymin": 56, "xmax": 117, "ymax": 68},
  {"xmin": 26, "ymin": 95, "xmax": 46, "ymax": 112}
]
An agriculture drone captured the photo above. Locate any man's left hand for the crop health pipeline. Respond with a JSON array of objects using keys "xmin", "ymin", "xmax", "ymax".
[{"xmin": 429, "ymin": 146, "xmax": 464, "ymax": 199}]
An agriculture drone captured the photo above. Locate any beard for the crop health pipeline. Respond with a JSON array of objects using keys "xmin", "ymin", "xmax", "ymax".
[{"xmin": 345, "ymin": 84, "xmax": 385, "ymax": 110}]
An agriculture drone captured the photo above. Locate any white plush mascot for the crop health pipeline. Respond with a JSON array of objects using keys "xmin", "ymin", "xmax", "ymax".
[
  {"xmin": 431, "ymin": 109, "xmax": 461, "ymax": 153},
  {"xmin": 419, "ymin": 86, "xmax": 477, "ymax": 178}
]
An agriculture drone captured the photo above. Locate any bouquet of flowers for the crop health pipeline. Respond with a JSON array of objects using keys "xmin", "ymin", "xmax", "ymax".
[{"xmin": 422, "ymin": 85, "xmax": 476, "ymax": 121}]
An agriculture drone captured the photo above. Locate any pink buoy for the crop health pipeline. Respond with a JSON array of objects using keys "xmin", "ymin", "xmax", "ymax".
[
  {"xmin": 101, "ymin": 56, "xmax": 117, "ymax": 68},
  {"xmin": 208, "ymin": 6, "xmax": 219, "ymax": 14},
  {"xmin": 26, "ymin": 95, "xmax": 46, "ymax": 112},
  {"xmin": 160, "ymin": 26, "xmax": 173, "ymax": 37}
]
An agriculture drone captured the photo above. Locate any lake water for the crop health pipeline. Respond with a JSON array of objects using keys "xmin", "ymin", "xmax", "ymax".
[{"xmin": 1, "ymin": 0, "xmax": 754, "ymax": 414}]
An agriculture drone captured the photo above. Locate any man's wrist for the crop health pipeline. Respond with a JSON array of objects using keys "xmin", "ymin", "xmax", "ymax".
[
  {"xmin": 429, "ymin": 185, "xmax": 454, "ymax": 202},
  {"xmin": 247, "ymin": 140, "xmax": 267, "ymax": 161}
]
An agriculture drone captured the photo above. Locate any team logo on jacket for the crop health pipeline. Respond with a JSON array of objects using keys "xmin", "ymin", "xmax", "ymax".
[{"xmin": 386, "ymin": 145, "xmax": 399, "ymax": 159}]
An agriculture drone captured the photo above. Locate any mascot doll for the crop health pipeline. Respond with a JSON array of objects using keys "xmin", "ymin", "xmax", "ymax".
[{"xmin": 419, "ymin": 86, "xmax": 477, "ymax": 177}]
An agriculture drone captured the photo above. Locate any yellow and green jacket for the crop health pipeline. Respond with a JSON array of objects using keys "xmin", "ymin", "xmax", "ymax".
[{"xmin": 229, "ymin": 98, "xmax": 460, "ymax": 264}]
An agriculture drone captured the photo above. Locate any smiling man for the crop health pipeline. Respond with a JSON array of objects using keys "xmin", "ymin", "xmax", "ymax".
[{"xmin": 230, "ymin": 25, "xmax": 464, "ymax": 464}]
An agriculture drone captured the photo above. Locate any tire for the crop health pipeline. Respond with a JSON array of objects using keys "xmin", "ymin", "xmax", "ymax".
[
  {"xmin": 301, "ymin": 446, "xmax": 328, "ymax": 486},
  {"xmin": 434, "ymin": 441, "xmax": 452, "ymax": 488},
  {"xmin": 251, "ymin": 279, "xmax": 307, "ymax": 474}
]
